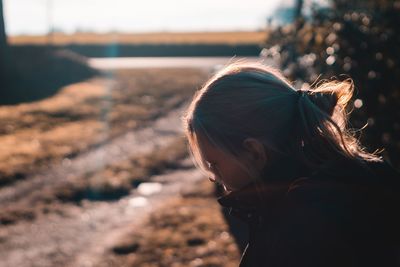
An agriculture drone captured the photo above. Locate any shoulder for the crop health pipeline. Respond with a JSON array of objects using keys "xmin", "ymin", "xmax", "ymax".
[
  {"xmin": 242, "ymin": 159, "xmax": 400, "ymax": 267},
  {"xmin": 283, "ymin": 158, "xmax": 400, "ymax": 241},
  {"xmin": 287, "ymin": 158, "xmax": 400, "ymax": 200},
  {"xmin": 285, "ymin": 158, "xmax": 400, "ymax": 215}
]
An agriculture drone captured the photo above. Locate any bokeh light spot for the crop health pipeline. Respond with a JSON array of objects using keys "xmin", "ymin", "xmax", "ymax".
[{"xmin": 354, "ymin": 99, "xmax": 363, "ymax": 109}]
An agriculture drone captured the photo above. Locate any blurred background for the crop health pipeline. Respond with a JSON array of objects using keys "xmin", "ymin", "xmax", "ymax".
[{"xmin": 0, "ymin": 0, "xmax": 399, "ymax": 266}]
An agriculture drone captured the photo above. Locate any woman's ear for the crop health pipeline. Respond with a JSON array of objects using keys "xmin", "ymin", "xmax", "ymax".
[{"xmin": 242, "ymin": 138, "xmax": 267, "ymax": 171}]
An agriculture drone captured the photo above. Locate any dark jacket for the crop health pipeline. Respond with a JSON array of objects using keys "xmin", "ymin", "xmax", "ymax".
[{"xmin": 218, "ymin": 156, "xmax": 400, "ymax": 267}]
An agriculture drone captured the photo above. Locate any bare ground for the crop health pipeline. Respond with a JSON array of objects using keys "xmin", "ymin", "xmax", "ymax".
[{"xmin": 0, "ymin": 68, "xmax": 241, "ymax": 266}]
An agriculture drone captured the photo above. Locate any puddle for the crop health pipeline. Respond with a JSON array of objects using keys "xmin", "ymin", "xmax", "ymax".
[
  {"xmin": 137, "ymin": 182, "xmax": 163, "ymax": 196},
  {"xmin": 128, "ymin": 197, "xmax": 149, "ymax": 207}
]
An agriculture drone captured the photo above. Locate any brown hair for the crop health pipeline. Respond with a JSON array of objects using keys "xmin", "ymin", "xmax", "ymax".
[{"xmin": 182, "ymin": 62, "xmax": 382, "ymax": 179}]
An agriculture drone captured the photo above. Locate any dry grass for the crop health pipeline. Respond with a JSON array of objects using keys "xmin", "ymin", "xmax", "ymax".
[
  {"xmin": 10, "ymin": 31, "xmax": 268, "ymax": 46},
  {"xmin": 0, "ymin": 136, "xmax": 190, "ymax": 225},
  {"xmin": 0, "ymin": 68, "xmax": 209, "ymax": 185},
  {"xmin": 0, "ymin": 61, "xmax": 243, "ymax": 266},
  {"xmin": 98, "ymin": 179, "xmax": 241, "ymax": 267}
]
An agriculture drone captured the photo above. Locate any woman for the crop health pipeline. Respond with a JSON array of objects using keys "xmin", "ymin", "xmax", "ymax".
[{"xmin": 182, "ymin": 62, "xmax": 400, "ymax": 266}]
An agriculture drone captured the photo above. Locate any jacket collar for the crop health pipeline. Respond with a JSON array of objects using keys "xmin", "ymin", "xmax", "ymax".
[{"xmin": 216, "ymin": 155, "xmax": 367, "ymax": 221}]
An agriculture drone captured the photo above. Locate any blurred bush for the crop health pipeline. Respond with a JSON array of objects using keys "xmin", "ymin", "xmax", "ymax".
[{"xmin": 263, "ymin": 0, "xmax": 400, "ymax": 168}]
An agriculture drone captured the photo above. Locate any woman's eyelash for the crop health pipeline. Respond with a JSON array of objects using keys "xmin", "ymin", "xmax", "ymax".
[{"xmin": 206, "ymin": 161, "xmax": 216, "ymax": 170}]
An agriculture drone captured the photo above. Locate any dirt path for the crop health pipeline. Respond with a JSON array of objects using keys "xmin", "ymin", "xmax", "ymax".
[
  {"xmin": 0, "ymin": 102, "xmax": 186, "ymax": 205},
  {"xmin": 0, "ymin": 100, "xmax": 204, "ymax": 267},
  {"xmin": 0, "ymin": 166, "xmax": 203, "ymax": 267}
]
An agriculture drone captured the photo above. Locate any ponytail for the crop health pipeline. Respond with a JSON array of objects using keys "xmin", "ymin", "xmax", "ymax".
[{"xmin": 296, "ymin": 79, "xmax": 382, "ymax": 167}]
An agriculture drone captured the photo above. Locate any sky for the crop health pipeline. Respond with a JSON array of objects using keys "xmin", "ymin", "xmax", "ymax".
[{"xmin": 3, "ymin": 0, "xmax": 294, "ymax": 35}]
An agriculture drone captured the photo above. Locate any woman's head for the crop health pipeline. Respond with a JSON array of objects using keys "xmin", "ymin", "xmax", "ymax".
[{"xmin": 182, "ymin": 62, "xmax": 382, "ymax": 191}]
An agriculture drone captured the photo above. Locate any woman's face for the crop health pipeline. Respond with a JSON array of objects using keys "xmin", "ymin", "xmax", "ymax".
[{"xmin": 196, "ymin": 135, "xmax": 257, "ymax": 192}]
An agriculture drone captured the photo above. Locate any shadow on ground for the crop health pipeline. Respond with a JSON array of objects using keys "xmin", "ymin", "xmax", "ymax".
[{"xmin": 0, "ymin": 46, "xmax": 98, "ymax": 105}]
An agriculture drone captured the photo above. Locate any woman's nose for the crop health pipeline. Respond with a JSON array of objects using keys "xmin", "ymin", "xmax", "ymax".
[{"xmin": 208, "ymin": 176, "xmax": 216, "ymax": 183}]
